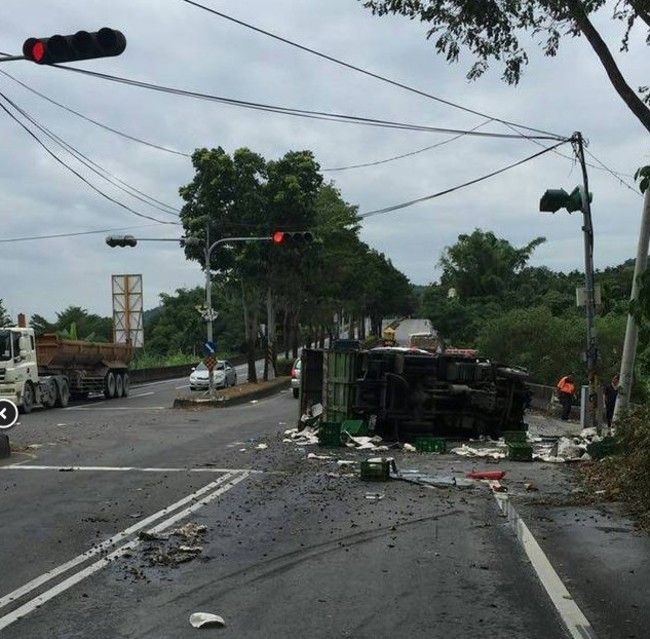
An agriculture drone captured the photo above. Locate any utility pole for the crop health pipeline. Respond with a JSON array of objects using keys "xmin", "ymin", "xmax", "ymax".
[
  {"xmin": 574, "ymin": 133, "xmax": 599, "ymax": 433},
  {"xmin": 613, "ymin": 187, "xmax": 650, "ymax": 423}
]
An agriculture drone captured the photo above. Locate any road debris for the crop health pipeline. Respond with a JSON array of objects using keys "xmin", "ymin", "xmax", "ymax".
[
  {"xmin": 397, "ymin": 470, "xmax": 475, "ymax": 489},
  {"xmin": 189, "ymin": 612, "xmax": 226, "ymax": 628},
  {"xmin": 450, "ymin": 444, "xmax": 506, "ymax": 459},
  {"xmin": 138, "ymin": 522, "xmax": 209, "ymax": 566},
  {"xmin": 466, "ymin": 470, "xmax": 506, "ymax": 480}
]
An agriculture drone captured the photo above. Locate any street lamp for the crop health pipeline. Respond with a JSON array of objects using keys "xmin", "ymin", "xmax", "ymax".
[{"xmin": 539, "ymin": 132, "xmax": 599, "ymax": 432}]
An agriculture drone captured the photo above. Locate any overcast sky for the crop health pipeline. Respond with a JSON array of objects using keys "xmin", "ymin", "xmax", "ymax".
[{"xmin": 0, "ymin": 0, "xmax": 647, "ymax": 324}]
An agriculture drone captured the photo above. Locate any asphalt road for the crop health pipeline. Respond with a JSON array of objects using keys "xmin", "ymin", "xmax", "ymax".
[{"xmin": 1, "ymin": 381, "xmax": 649, "ymax": 638}]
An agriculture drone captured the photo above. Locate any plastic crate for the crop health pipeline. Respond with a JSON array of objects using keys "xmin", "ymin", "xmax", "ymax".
[
  {"xmin": 507, "ymin": 443, "xmax": 533, "ymax": 462},
  {"xmin": 318, "ymin": 422, "xmax": 343, "ymax": 448},
  {"xmin": 503, "ymin": 430, "xmax": 528, "ymax": 443},
  {"xmin": 341, "ymin": 419, "xmax": 367, "ymax": 436},
  {"xmin": 360, "ymin": 458, "xmax": 391, "ymax": 481},
  {"xmin": 414, "ymin": 437, "xmax": 447, "ymax": 453}
]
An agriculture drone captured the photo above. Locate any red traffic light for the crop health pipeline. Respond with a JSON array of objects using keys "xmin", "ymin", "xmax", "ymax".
[
  {"xmin": 272, "ymin": 231, "xmax": 313, "ymax": 244},
  {"xmin": 23, "ymin": 28, "xmax": 126, "ymax": 65}
]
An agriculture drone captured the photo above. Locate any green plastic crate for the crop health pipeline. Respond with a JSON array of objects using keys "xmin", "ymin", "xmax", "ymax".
[
  {"xmin": 414, "ymin": 437, "xmax": 447, "ymax": 453},
  {"xmin": 507, "ymin": 442, "xmax": 533, "ymax": 462},
  {"xmin": 318, "ymin": 422, "xmax": 343, "ymax": 448},
  {"xmin": 341, "ymin": 419, "xmax": 367, "ymax": 436},
  {"xmin": 503, "ymin": 430, "xmax": 528, "ymax": 443},
  {"xmin": 360, "ymin": 458, "xmax": 391, "ymax": 481}
]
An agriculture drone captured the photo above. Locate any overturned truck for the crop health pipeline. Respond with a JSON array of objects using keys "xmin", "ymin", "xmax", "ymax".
[{"xmin": 299, "ymin": 346, "xmax": 530, "ymax": 441}]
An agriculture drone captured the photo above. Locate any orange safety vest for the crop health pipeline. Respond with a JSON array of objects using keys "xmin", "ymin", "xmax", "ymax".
[{"xmin": 557, "ymin": 376, "xmax": 575, "ymax": 394}]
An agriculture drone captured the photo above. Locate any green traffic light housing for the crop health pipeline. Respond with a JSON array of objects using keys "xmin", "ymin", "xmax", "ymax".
[
  {"xmin": 540, "ymin": 186, "xmax": 592, "ymax": 213},
  {"xmin": 23, "ymin": 28, "xmax": 126, "ymax": 65},
  {"xmin": 106, "ymin": 235, "xmax": 137, "ymax": 248}
]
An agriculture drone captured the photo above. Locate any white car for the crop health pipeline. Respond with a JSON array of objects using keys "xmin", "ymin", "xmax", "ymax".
[
  {"xmin": 291, "ymin": 358, "xmax": 301, "ymax": 398},
  {"xmin": 189, "ymin": 361, "xmax": 237, "ymax": 391}
]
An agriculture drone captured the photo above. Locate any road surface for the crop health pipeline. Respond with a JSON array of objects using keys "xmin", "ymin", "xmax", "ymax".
[{"xmin": 1, "ymin": 381, "xmax": 648, "ymax": 638}]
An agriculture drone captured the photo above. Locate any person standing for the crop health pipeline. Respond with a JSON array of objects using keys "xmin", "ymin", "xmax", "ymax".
[
  {"xmin": 556, "ymin": 372, "xmax": 576, "ymax": 421},
  {"xmin": 603, "ymin": 374, "xmax": 620, "ymax": 428}
]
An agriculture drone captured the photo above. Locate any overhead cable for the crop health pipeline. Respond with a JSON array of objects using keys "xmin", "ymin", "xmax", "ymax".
[
  {"xmin": 0, "ymin": 69, "xmax": 191, "ymax": 158},
  {"xmin": 0, "ymin": 93, "xmax": 179, "ymax": 225},
  {"xmin": 0, "ymin": 91, "xmax": 180, "ymax": 216},
  {"xmin": 359, "ymin": 140, "xmax": 568, "ymax": 219},
  {"xmin": 179, "ymin": 0, "xmax": 563, "ymax": 139},
  {"xmin": 54, "ymin": 65, "xmax": 565, "ymax": 141}
]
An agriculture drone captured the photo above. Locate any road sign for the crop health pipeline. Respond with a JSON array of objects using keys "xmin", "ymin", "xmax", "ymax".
[
  {"xmin": 204, "ymin": 355, "xmax": 217, "ymax": 371},
  {"xmin": 204, "ymin": 341, "xmax": 217, "ymax": 355},
  {"xmin": 0, "ymin": 399, "xmax": 19, "ymax": 430}
]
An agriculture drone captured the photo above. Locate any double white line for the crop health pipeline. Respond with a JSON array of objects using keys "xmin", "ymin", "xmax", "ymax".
[{"xmin": 0, "ymin": 470, "xmax": 249, "ymax": 631}]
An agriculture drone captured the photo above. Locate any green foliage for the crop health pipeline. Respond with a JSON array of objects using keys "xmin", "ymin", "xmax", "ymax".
[
  {"xmin": 30, "ymin": 306, "xmax": 113, "ymax": 341},
  {"xmin": 131, "ymin": 350, "xmax": 199, "ymax": 369},
  {"xmin": 634, "ymin": 166, "xmax": 650, "ymax": 194},
  {"xmin": 359, "ymin": 1, "xmax": 650, "ymax": 133},
  {"xmin": 477, "ymin": 306, "xmax": 584, "ymax": 384},
  {"xmin": 275, "ymin": 357, "xmax": 294, "ymax": 376},
  {"xmin": 0, "ymin": 300, "xmax": 11, "ymax": 327}
]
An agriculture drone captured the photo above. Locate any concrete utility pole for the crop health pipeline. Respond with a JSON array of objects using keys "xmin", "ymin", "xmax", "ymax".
[
  {"xmin": 613, "ymin": 187, "xmax": 650, "ymax": 423},
  {"xmin": 575, "ymin": 134, "xmax": 599, "ymax": 433}
]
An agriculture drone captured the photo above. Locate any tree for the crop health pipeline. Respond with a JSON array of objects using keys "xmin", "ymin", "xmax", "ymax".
[
  {"xmin": 359, "ymin": 0, "xmax": 650, "ymax": 133},
  {"xmin": 438, "ymin": 229, "xmax": 545, "ymax": 304},
  {"xmin": 29, "ymin": 306, "xmax": 113, "ymax": 341},
  {"xmin": 0, "ymin": 300, "xmax": 11, "ymax": 327}
]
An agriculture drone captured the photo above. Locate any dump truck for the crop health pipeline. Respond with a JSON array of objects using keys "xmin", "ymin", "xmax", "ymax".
[{"xmin": 0, "ymin": 321, "xmax": 133, "ymax": 414}]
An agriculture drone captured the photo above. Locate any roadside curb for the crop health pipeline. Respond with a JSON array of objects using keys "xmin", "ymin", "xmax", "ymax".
[{"xmin": 172, "ymin": 378, "xmax": 291, "ymax": 409}]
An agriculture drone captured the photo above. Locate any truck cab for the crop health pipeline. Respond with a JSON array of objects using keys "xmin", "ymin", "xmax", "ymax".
[{"xmin": 0, "ymin": 326, "xmax": 66, "ymax": 413}]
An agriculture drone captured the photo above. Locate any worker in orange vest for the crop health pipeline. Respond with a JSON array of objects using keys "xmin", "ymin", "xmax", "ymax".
[{"xmin": 556, "ymin": 372, "xmax": 576, "ymax": 421}]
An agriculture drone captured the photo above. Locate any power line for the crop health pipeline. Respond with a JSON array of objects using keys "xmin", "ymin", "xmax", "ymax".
[
  {"xmin": 0, "ymin": 90, "xmax": 180, "ymax": 216},
  {"xmin": 584, "ymin": 147, "xmax": 641, "ymax": 196},
  {"xmin": 358, "ymin": 140, "xmax": 568, "ymax": 219},
  {"xmin": 55, "ymin": 65, "xmax": 565, "ymax": 141},
  {"xmin": 0, "ymin": 93, "xmax": 179, "ymax": 225},
  {"xmin": 322, "ymin": 119, "xmax": 494, "ymax": 172},
  {"xmin": 178, "ymin": 0, "xmax": 564, "ymax": 139},
  {"xmin": 0, "ymin": 69, "xmax": 191, "ymax": 158}
]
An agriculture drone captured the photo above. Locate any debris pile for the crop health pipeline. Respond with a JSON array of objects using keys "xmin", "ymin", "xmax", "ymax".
[{"xmin": 138, "ymin": 522, "xmax": 208, "ymax": 566}]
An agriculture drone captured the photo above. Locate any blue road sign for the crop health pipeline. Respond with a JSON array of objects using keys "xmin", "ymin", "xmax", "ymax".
[{"xmin": 204, "ymin": 341, "xmax": 217, "ymax": 355}]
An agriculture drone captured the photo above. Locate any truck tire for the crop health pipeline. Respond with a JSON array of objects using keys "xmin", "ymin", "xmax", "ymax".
[
  {"xmin": 122, "ymin": 372, "xmax": 130, "ymax": 397},
  {"xmin": 20, "ymin": 382, "xmax": 35, "ymax": 414},
  {"xmin": 57, "ymin": 380, "xmax": 70, "ymax": 408},
  {"xmin": 104, "ymin": 372, "xmax": 116, "ymax": 399},
  {"xmin": 115, "ymin": 373, "xmax": 124, "ymax": 398}
]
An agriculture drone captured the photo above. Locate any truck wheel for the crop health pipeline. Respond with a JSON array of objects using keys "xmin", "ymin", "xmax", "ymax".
[
  {"xmin": 20, "ymin": 382, "xmax": 35, "ymax": 414},
  {"xmin": 57, "ymin": 380, "xmax": 70, "ymax": 408},
  {"xmin": 104, "ymin": 372, "xmax": 116, "ymax": 399},
  {"xmin": 115, "ymin": 373, "xmax": 124, "ymax": 398},
  {"xmin": 122, "ymin": 373, "xmax": 130, "ymax": 397},
  {"xmin": 41, "ymin": 379, "xmax": 56, "ymax": 408}
]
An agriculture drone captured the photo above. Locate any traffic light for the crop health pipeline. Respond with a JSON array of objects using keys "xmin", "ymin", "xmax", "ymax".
[
  {"xmin": 106, "ymin": 235, "xmax": 137, "ymax": 248},
  {"xmin": 22, "ymin": 28, "xmax": 126, "ymax": 65},
  {"xmin": 272, "ymin": 231, "xmax": 314, "ymax": 244},
  {"xmin": 540, "ymin": 186, "xmax": 592, "ymax": 213}
]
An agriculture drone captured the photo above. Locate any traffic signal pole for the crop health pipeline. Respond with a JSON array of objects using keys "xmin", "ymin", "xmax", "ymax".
[{"xmin": 574, "ymin": 133, "xmax": 599, "ymax": 433}]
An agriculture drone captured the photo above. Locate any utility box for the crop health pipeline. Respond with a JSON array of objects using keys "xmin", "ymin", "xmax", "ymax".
[{"xmin": 580, "ymin": 384, "xmax": 603, "ymax": 429}]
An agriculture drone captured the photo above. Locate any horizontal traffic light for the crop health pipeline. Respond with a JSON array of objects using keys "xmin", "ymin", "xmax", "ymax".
[
  {"xmin": 272, "ymin": 231, "xmax": 314, "ymax": 244},
  {"xmin": 540, "ymin": 186, "xmax": 592, "ymax": 213},
  {"xmin": 23, "ymin": 28, "xmax": 126, "ymax": 65},
  {"xmin": 106, "ymin": 235, "xmax": 137, "ymax": 248}
]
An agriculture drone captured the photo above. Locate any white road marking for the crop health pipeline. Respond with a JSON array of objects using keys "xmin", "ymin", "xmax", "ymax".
[
  {"xmin": 64, "ymin": 406, "xmax": 167, "ymax": 411},
  {"xmin": 494, "ymin": 494, "xmax": 598, "ymax": 639},
  {"xmin": 0, "ymin": 464, "xmax": 263, "ymax": 474},
  {"xmin": 130, "ymin": 391, "xmax": 155, "ymax": 398},
  {"xmin": 0, "ymin": 472, "xmax": 248, "ymax": 630}
]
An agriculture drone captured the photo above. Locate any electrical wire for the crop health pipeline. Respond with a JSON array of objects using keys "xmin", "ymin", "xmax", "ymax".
[
  {"xmin": 54, "ymin": 65, "xmax": 565, "ymax": 141},
  {"xmin": 0, "ymin": 69, "xmax": 191, "ymax": 158},
  {"xmin": 178, "ymin": 0, "xmax": 564, "ymax": 140},
  {"xmin": 0, "ymin": 91, "xmax": 180, "ymax": 216},
  {"xmin": 322, "ymin": 119, "xmax": 494, "ymax": 171},
  {"xmin": 0, "ymin": 93, "xmax": 179, "ymax": 225},
  {"xmin": 358, "ymin": 140, "xmax": 568, "ymax": 219},
  {"xmin": 0, "ymin": 223, "xmax": 170, "ymax": 243},
  {"xmin": 584, "ymin": 147, "xmax": 641, "ymax": 196}
]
